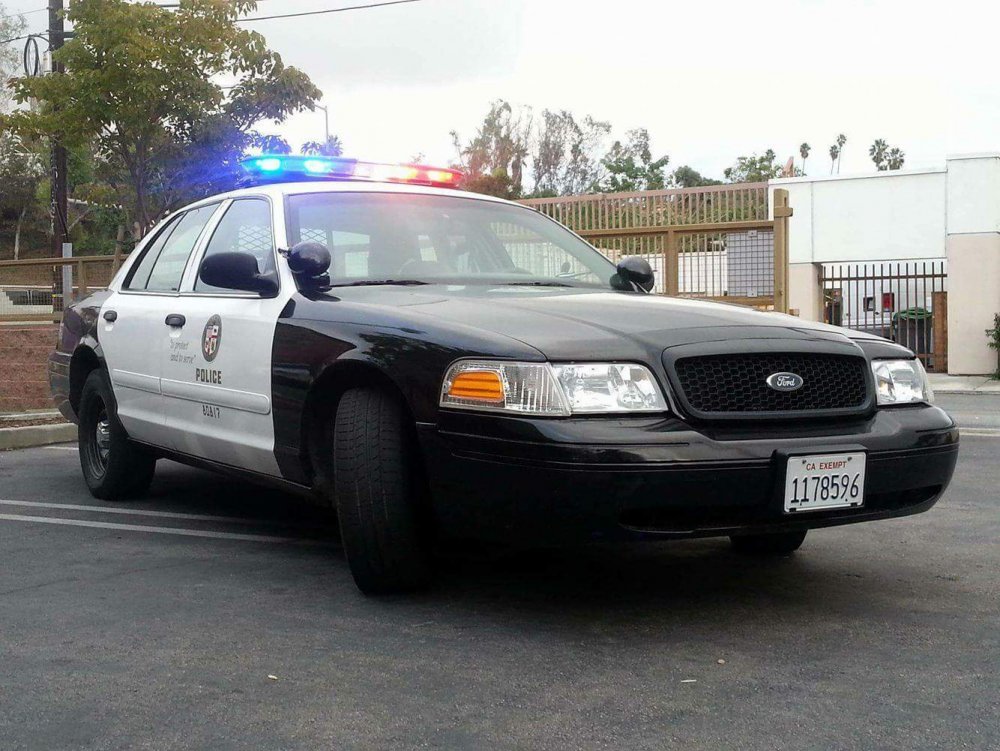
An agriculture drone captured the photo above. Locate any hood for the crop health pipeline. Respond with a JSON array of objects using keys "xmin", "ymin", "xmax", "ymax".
[{"xmin": 328, "ymin": 285, "xmax": 870, "ymax": 360}]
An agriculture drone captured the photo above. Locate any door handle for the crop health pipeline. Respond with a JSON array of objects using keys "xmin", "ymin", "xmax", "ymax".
[
  {"xmin": 103, "ymin": 310, "xmax": 117, "ymax": 322},
  {"xmin": 165, "ymin": 314, "xmax": 186, "ymax": 327}
]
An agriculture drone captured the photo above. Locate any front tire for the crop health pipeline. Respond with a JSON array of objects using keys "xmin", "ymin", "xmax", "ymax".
[
  {"xmin": 730, "ymin": 530, "xmax": 807, "ymax": 556},
  {"xmin": 333, "ymin": 387, "xmax": 432, "ymax": 594},
  {"xmin": 78, "ymin": 370, "xmax": 156, "ymax": 500}
]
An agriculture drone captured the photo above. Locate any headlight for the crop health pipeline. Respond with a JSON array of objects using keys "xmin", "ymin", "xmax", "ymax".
[
  {"xmin": 871, "ymin": 359, "xmax": 934, "ymax": 405},
  {"xmin": 440, "ymin": 360, "xmax": 668, "ymax": 416}
]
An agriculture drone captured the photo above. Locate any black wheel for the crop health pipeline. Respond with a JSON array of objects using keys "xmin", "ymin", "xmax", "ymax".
[
  {"xmin": 78, "ymin": 370, "xmax": 156, "ymax": 500},
  {"xmin": 333, "ymin": 387, "xmax": 431, "ymax": 594},
  {"xmin": 730, "ymin": 530, "xmax": 807, "ymax": 556}
]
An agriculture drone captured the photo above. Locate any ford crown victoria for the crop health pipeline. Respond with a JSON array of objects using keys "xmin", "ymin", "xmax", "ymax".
[{"xmin": 49, "ymin": 155, "xmax": 959, "ymax": 593}]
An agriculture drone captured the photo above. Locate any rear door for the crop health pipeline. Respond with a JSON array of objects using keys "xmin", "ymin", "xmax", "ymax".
[
  {"xmin": 159, "ymin": 196, "xmax": 291, "ymax": 475},
  {"xmin": 99, "ymin": 205, "xmax": 220, "ymax": 446}
]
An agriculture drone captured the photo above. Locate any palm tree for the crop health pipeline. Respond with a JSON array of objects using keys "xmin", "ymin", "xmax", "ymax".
[
  {"xmin": 869, "ymin": 139, "xmax": 889, "ymax": 170},
  {"xmin": 836, "ymin": 134, "xmax": 847, "ymax": 173},
  {"xmin": 799, "ymin": 142, "xmax": 811, "ymax": 175},
  {"xmin": 829, "ymin": 144, "xmax": 840, "ymax": 174},
  {"xmin": 886, "ymin": 147, "xmax": 905, "ymax": 170}
]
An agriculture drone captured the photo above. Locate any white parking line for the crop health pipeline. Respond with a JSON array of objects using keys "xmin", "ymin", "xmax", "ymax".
[
  {"xmin": 42, "ymin": 446, "xmax": 78, "ymax": 451},
  {"xmin": 0, "ymin": 513, "xmax": 303, "ymax": 543},
  {"xmin": 0, "ymin": 498, "xmax": 275, "ymax": 526},
  {"xmin": 959, "ymin": 429, "xmax": 1000, "ymax": 438}
]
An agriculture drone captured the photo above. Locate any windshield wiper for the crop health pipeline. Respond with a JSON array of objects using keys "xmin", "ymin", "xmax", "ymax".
[
  {"xmin": 503, "ymin": 280, "xmax": 575, "ymax": 288},
  {"xmin": 328, "ymin": 279, "xmax": 430, "ymax": 288}
]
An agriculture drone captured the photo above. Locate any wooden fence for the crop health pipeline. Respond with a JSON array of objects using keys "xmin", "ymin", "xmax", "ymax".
[
  {"xmin": 521, "ymin": 183, "xmax": 790, "ymax": 311},
  {"xmin": 0, "ymin": 255, "xmax": 124, "ymax": 322}
]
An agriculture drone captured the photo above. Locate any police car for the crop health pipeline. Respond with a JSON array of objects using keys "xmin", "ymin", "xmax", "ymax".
[{"xmin": 49, "ymin": 155, "xmax": 959, "ymax": 594}]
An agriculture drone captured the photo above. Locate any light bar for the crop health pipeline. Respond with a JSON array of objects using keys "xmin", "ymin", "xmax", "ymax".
[{"xmin": 240, "ymin": 155, "xmax": 462, "ymax": 188}]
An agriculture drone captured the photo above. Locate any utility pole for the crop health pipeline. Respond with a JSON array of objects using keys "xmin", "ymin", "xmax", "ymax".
[
  {"xmin": 48, "ymin": 0, "xmax": 68, "ymax": 260},
  {"xmin": 317, "ymin": 104, "xmax": 330, "ymax": 144}
]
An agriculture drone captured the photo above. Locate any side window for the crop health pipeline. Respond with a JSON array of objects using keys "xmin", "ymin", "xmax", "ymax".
[
  {"xmin": 124, "ymin": 215, "xmax": 182, "ymax": 291},
  {"xmin": 142, "ymin": 205, "xmax": 218, "ymax": 292},
  {"xmin": 196, "ymin": 199, "xmax": 275, "ymax": 292}
]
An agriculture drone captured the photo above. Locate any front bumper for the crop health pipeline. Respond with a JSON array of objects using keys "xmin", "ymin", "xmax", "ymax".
[{"xmin": 417, "ymin": 405, "xmax": 959, "ymax": 544}]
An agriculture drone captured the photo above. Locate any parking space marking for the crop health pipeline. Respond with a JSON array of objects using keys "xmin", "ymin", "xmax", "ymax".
[
  {"xmin": 0, "ymin": 498, "xmax": 282, "ymax": 526},
  {"xmin": 42, "ymin": 446, "xmax": 78, "ymax": 451},
  {"xmin": 959, "ymin": 429, "xmax": 1000, "ymax": 438},
  {"xmin": 0, "ymin": 513, "xmax": 305, "ymax": 543}
]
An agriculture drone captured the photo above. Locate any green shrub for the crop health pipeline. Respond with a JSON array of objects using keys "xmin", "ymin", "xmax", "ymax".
[{"xmin": 986, "ymin": 314, "xmax": 1000, "ymax": 379}]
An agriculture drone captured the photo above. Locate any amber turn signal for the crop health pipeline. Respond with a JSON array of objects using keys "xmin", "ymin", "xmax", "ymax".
[{"xmin": 446, "ymin": 370, "xmax": 504, "ymax": 402}]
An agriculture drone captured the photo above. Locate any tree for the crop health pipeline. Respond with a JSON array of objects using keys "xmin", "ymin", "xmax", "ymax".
[
  {"xmin": 5, "ymin": 0, "xmax": 320, "ymax": 235},
  {"xmin": 724, "ymin": 149, "xmax": 783, "ymax": 183},
  {"xmin": 886, "ymin": 147, "xmax": 905, "ymax": 170},
  {"xmin": 799, "ymin": 143, "xmax": 811, "ymax": 175},
  {"xmin": 869, "ymin": 139, "xmax": 889, "ymax": 170},
  {"xmin": 835, "ymin": 133, "xmax": 846, "ymax": 173},
  {"xmin": 0, "ymin": 4, "xmax": 26, "ymax": 113},
  {"xmin": 670, "ymin": 165, "xmax": 722, "ymax": 188},
  {"xmin": 597, "ymin": 128, "xmax": 669, "ymax": 193},
  {"xmin": 257, "ymin": 135, "xmax": 292, "ymax": 155},
  {"xmin": 451, "ymin": 100, "xmax": 532, "ymax": 199},
  {"xmin": 302, "ymin": 135, "xmax": 344, "ymax": 157},
  {"xmin": 829, "ymin": 144, "xmax": 840, "ymax": 174},
  {"xmin": 530, "ymin": 110, "xmax": 610, "ymax": 197},
  {"xmin": 0, "ymin": 134, "xmax": 45, "ymax": 259}
]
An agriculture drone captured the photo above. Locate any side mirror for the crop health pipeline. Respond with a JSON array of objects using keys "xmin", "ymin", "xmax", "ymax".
[
  {"xmin": 286, "ymin": 241, "xmax": 332, "ymax": 290},
  {"xmin": 611, "ymin": 255, "xmax": 655, "ymax": 293},
  {"xmin": 199, "ymin": 252, "xmax": 278, "ymax": 296}
]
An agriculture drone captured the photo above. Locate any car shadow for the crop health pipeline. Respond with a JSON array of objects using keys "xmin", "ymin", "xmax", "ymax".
[{"xmin": 142, "ymin": 459, "xmax": 938, "ymax": 629}]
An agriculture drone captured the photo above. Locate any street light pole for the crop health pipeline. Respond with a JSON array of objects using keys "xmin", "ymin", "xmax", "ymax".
[{"xmin": 317, "ymin": 104, "xmax": 329, "ymax": 144}]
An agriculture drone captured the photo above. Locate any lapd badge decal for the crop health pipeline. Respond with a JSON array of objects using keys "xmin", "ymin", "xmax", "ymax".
[{"xmin": 202, "ymin": 315, "xmax": 222, "ymax": 362}]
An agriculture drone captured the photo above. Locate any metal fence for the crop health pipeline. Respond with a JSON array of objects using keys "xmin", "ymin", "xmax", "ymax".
[
  {"xmin": 821, "ymin": 259, "xmax": 948, "ymax": 371},
  {"xmin": 0, "ymin": 256, "xmax": 122, "ymax": 322}
]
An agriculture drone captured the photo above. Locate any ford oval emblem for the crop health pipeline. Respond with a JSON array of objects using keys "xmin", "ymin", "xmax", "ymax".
[{"xmin": 766, "ymin": 372, "xmax": 804, "ymax": 392}]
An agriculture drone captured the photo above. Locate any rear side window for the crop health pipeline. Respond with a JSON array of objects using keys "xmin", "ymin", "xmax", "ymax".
[
  {"xmin": 126, "ymin": 205, "xmax": 217, "ymax": 292},
  {"xmin": 196, "ymin": 199, "xmax": 275, "ymax": 292},
  {"xmin": 124, "ymin": 215, "xmax": 181, "ymax": 291}
]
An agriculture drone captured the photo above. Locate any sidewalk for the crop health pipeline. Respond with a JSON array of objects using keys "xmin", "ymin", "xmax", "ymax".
[{"xmin": 928, "ymin": 373, "xmax": 1000, "ymax": 395}]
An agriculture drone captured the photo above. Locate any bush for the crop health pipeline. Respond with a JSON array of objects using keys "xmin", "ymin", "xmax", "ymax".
[{"xmin": 986, "ymin": 314, "xmax": 1000, "ymax": 379}]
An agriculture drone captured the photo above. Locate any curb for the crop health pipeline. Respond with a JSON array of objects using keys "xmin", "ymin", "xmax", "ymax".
[
  {"xmin": 933, "ymin": 389, "xmax": 1000, "ymax": 396},
  {"xmin": 0, "ymin": 423, "xmax": 76, "ymax": 451}
]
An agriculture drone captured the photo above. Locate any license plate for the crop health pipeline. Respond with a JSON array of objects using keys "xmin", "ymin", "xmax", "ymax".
[{"xmin": 784, "ymin": 452, "xmax": 866, "ymax": 513}]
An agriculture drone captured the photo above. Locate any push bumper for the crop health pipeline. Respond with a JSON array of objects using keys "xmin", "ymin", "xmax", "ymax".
[{"xmin": 417, "ymin": 405, "xmax": 959, "ymax": 544}]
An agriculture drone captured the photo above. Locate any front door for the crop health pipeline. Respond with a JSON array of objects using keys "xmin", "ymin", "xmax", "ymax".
[{"xmin": 159, "ymin": 197, "xmax": 290, "ymax": 476}]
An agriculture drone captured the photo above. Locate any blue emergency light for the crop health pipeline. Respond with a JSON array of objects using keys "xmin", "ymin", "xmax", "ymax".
[{"xmin": 240, "ymin": 154, "xmax": 463, "ymax": 188}]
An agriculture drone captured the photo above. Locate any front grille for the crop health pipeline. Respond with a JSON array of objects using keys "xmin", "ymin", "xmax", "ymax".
[{"xmin": 672, "ymin": 353, "xmax": 870, "ymax": 416}]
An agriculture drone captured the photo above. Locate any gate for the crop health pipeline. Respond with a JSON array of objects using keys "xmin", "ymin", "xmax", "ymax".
[
  {"xmin": 521, "ymin": 184, "xmax": 791, "ymax": 312},
  {"xmin": 820, "ymin": 260, "xmax": 948, "ymax": 372}
]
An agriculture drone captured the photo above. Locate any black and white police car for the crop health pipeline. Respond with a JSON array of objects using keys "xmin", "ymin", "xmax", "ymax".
[{"xmin": 50, "ymin": 154, "xmax": 959, "ymax": 594}]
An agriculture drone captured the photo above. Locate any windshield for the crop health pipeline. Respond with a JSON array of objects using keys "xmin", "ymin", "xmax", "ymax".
[{"xmin": 285, "ymin": 192, "xmax": 616, "ymax": 287}]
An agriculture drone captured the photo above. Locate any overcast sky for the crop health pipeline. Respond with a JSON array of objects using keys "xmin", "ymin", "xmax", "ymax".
[{"xmin": 6, "ymin": 0, "xmax": 999, "ymax": 180}]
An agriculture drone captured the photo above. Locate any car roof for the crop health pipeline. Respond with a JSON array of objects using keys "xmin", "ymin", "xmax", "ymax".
[{"xmin": 181, "ymin": 180, "xmax": 522, "ymax": 212}]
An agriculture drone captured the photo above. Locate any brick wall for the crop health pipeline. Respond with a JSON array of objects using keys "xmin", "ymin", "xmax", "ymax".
[{"xmin": 0, "ymin": 325, "xmax": 58, "ymax": 413}]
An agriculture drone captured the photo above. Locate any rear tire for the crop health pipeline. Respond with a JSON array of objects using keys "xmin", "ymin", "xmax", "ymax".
[
  {"xmin": 78, "ymin": 370, "xmax": 156, "ymax": 500},
  {"xmin": 333, "ymin": 387, "xmax": 432, "ymax": 594},
  {"xmin": 730, "ymin": 530, "xmax": 807, "ymax": 556}
]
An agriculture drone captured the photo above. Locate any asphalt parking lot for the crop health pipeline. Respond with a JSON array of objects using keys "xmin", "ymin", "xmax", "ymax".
[{"xmin": 1, "ymin": 394, "xmax": 997, "ymax": 751}]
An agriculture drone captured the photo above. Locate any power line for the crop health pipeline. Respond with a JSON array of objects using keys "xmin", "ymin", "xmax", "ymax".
[
  {"xmin": 0, "ymin": 7, "xmax": 47, "ymax": 22},
  {"xmin": 237, "ymin": 0, "xmax": 423, "ymax": 23},
  {"xmin": 0, "ymin": 33, "xmax": 33, "ymax": 44}
]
